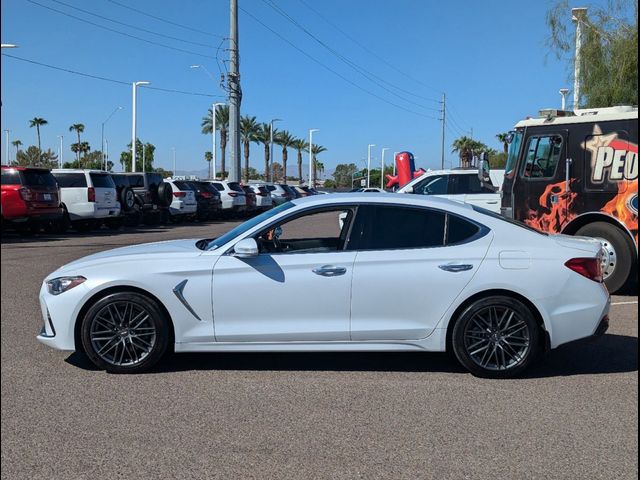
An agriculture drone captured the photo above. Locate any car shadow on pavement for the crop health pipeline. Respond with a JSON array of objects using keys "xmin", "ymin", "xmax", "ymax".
[{"xmin": 65, "ymin": 333, "xmax": 638, "ymax": 377}]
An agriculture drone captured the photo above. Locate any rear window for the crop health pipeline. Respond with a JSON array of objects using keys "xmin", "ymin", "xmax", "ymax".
[
  {"xmin": 127, "ymin": 174, "xmax": 145, "ymax": 188},
  {"xmin": 111, "ymin": 175, "xmax": 130, "ymax": 187},
  {"xmin": 53, "ymin": 172, "xmax": 87, "ymax": 188},
  {"xmin": 211, "ymin": 182, "xmax": 224, "ymax": 191},
  {"xmin": 258, "ymin": 186, "xmax": 269, "ymax": 195},
  {"xmin": 228, "ymin": 182, "xmax": 244, "ymax": 193},
  {"xmin": 90, "ymin": 173, "xmax": 115, "ymax": 188},
  {"xmin": 266, "ymin": 185, "xmax": 276, "ymax": 192},
  {"xmin": 1, "ymin": 169, "xmax": 22, "ymax": 185},
  {"xmin": 146, "ymin": 174, "xmax": 163, "ymax": 189},
  {"xmin": 173, "ymin": 181, "xmax": 194, "ymax": 190}
]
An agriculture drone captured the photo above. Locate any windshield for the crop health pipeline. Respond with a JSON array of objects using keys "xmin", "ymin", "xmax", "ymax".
[
  {"xmin": 505, "ymin": 130, "xmax": 523, "ymax": 176},
  {"xmin": 206, "ymin": 202, "xmax": 295, "ymax": 250}
]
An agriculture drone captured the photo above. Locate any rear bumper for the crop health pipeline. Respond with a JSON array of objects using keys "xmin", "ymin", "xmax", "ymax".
[
  {"xmin": 68, "ymin": 203, "xmax": 121, "ymax": 220},
  {"xmin": 3, "ymin": 205, "xmax": 63, "ymax": 222}
]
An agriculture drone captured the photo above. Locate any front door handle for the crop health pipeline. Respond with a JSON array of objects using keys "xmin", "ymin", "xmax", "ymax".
[
  {"xmin": 312, "ymin": 265, "xmax": 347, "ymax": 277},
  {"xmin": 439, "ymin": 264, "xmax": 474, "ymax": 273}
]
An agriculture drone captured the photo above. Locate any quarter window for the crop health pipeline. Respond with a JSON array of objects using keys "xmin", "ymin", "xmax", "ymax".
[
  {"xmin": 446, "ymin": 215, "xmax": 480, "ymax": 244},
  {"xmin": 360, "ymin": 206, "xmax": 446, "ymax": 250},
  {"xmin": 521, "ymin": 135, "xmax": 563, "ymax": 179}
]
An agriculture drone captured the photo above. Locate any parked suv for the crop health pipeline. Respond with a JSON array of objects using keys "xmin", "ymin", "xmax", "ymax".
[
  {"xmin": 188, "ymin": 181, "xmax": 223, "ymax": 221},
  {"xmin": 245, "ymin": 184, "xmax": 273, "ymax": 211},
  {"xmin": 118, "ymin": 172, "xmax": 173, "ymax": 224},
  {"xmin": 262, "ymin": 183, "xmax": 294, "ymax": 205},
  {"xmin": 398, "ymin": 168, "xmax": 504, "ymax": 213},
  {"xmin": 165, "ymin": 179, "xmax": 197, "ymax": 222},
  {"xmin": 1, "ymin": 166, "xmax": 63, "ymax": 233},
  {"xmin": 206, "ymin": 180, "xmax": 247, "ymax": 217},
  {"xmin": 51, "ymin": 169, "xmax": 121, "ymax": 231},
  {"xmin": 110, "ymin": 173, "xmax": 139, "ymax": 226}
]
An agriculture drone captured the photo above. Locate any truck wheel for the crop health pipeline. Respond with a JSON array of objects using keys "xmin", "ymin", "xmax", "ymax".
[{"xmin": 576, "ymin": 222, "xmax": 635, "ymax": 293}]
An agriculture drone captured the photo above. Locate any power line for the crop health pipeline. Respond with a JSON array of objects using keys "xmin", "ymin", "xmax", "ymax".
[
  {"xmin": 105, "ymin": 0, "xmax": 224, "ymax": 39},
  {"xmin": 26, "ymin": 0, "xmax": 216, "ymax": 60},
  {"xmin": 261, "ymin": 0, "xmax": 440, "ymax": 112},
  {"xmin": 1, "ymin": 53, "xmax": 225, "ymax": 98},
  {"xmin": 447, "ymin": 102, "xmax": 472, "ymax": 130},
  {"xmin": 48, "ymin": 0, "xmax": 212, "ymax": 48},
  {"xmin": 296, "ymin": 0, "xmax": 443, "ymax": 97},
  {"xmin": 445, "ymin": 109, "xmax": 468, "ymax": 136},
  {"xmin": 239, "ymin": 6, "xmax": 438, "ymax": 120}
]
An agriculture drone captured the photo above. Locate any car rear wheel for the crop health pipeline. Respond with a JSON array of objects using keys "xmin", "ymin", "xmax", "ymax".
[
  {"xmin": 575, "ymin": 222, "xmax": 635, "ymax": 293},
  {"xmin": 80, "ymin": 292, "xmax": 170, "ymax": 373},
  {"xmin": 452, "ymin": 296, "xmax": 540, "ymax": 379}
]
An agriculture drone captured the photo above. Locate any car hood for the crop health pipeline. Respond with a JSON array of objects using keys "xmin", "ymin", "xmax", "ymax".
[{"xmin": 51, "ymin": 239, "xmax": 204, "ymax": 276}]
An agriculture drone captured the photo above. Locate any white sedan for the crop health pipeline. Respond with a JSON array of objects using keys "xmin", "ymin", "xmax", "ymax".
[{"xmin": 37, "ymin": 194, "xmax": 611, "ymax": 378}]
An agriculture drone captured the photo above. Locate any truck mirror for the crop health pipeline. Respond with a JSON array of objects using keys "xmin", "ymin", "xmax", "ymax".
[{"xmin": 478, "ymin": 153, "xmax": 491, "ymax": 183}]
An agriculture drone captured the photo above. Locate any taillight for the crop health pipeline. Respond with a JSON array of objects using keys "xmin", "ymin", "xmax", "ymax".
[
  {"xmin": 201, "ymin": 192, "xmax": 212, "ymax": 199},
  {"xmin": 228, "ymin": 192, "xmax": 238, "ymax": 197},
  {"xmin": 565, "ymin": 257, "xmax": 603, "ymax": 283},
  {"xmin": 87, "ymin": 187, "xmax": 96, "ymax": 202},
  {"xmin": 173, "ymin": 191, "xmax": 186, "ymax": 198},
  {"xmin": 19, "ymin": 187, "xmax": 34, "ymax": 202},
  {"xmin": 257, "ymin": 191, "xmax": 267, "ymax": 196}
]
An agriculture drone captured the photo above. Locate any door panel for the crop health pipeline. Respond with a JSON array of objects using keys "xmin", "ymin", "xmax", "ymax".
[
  {"xmin": 213, "ymin": 251, "xmax": 356, "ymax": 342},
  {"xmin": 350, "ymin": 235, "xmax": 493, "ymax": 341}
]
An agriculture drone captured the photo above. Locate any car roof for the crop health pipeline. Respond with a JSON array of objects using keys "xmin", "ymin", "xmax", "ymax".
[
  {"xmin": 290, "ymin": 192, "xmax": 474, "ymax": 212},
  {"xmin": 52, "ymin": 169, "xmax": 109, "ymax": 174},
  {"xmin": 1, "ymin": 165, "xmax": 50, "ymax": 172}
]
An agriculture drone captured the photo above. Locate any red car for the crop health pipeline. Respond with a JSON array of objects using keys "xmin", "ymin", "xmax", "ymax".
[
  {"xmin": 1, "ymin": 166, "xmax": 63, "ymax": 232},
  {"xmin": 241, "ymin": 185, "xmax": 258, "ymax": 214}
]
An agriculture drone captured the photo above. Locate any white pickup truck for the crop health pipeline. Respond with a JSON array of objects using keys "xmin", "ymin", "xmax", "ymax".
[{"xmin": 397, "ymin": 168, "xmax": 505, "ymax": 213}]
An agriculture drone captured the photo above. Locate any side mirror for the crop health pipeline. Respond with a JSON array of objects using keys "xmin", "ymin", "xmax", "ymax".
[
  {"xmin": 233, "ymin": 238, "xmax": 259, "ymax": 258},
  {"xmin": 478, "ymin": 153, "xmax": 491, "ymax": 182},
  {"xmin": 403, "ymin": 186, "xmax": 414, "ymax": 194}
]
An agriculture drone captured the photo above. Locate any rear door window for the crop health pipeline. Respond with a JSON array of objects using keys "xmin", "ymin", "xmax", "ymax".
[
  {"xmin": 53, "ymin": 173, "xmax": 87, "ymax": 188},
  {"xmin": 90, "ymin": 173, "xmax": 115, "ymax": 188},
  {"xmin": 450, "ymin": 174, "xmax": 493, "ymax": 194},
  {"xmin": 212, "ymin": 182, "xmax": 224, "ymax": 191},
  {"xmin": 1, "ymin": 169, "xmax": 22, "ymax": 185},
  {"xmin": 360, "ymin": 205, "xmax": 446, "ymax": 250},
  {"xmin": 173, "ymin": 181, "xmax": 194, "ymax": 190}
]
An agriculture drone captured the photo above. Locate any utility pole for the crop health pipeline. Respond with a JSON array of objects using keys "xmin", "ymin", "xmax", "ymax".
[
  {"xmin": 58, "ymin": 135, "xmax": 64, "ymax": 168},
  {"xmin": 172, "ymin": 147, "xmax": 176, "ymax": 176},
  {"xmin": 381, "ymin": 147, "xmax": 389, "ymax": 189},
  {"xmin": 439, "ymin": 92, "xmax": 446, "ymax": 170},
  {"xmin": 572, "ymin": 7, "xmax": 588, "ymax": 109},
  {"xmin": 4, "ymin": 130, "xmax": 9, "ymax": 165},
  {"xmin": 228, "ymin": 0, "xmax": 241, "ymax": 183},
  {"xmin": 367, "ymin": 144, "xmax": 375, "ymax": 188}
]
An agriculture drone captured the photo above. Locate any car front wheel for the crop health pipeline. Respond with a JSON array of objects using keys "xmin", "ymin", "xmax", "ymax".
[
  {"xmin": 452, "ymin": 296, "xmax": 540, "ymax": 378},
  {"xmin": 80, "ymin": 292, "xmax": 170, "ymax": 373}
]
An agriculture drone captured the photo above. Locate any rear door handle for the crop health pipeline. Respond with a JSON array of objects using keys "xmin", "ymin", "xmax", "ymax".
[
  {"xmin": 439, "ymin": 264, "xmax": 474, "ymax": 273},
  {"xmin": 312, "ymin": 265, "xmax": 347, "ymax": 277}
]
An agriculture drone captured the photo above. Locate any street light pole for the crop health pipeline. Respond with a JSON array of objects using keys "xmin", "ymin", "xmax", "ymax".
[
  {"xmin": 3, "ymin": 130, "xmax": 9, "ymax": 165},
  {"xmin": 57, "ymin": 135, "xmax": 64, "ymax": 168},
  {"xmin": 308, "ymin": 129, "xmax": 319, "ymax": 187},
  {"xmin": 102, "ymin": 106, "xmax": 123, "ymax": 170},
  {"xmin": 131, "ymin": 81, "xmax": 150, "ymax": 172},
  {"xmin": 172, "ymin": 147, "xmax": 176, "ymax": 176},
  {"xmin": 381, "ymin": 148, "xmax": 389, "ymax": 189},
  {"xmin": 367, "ymin": 144, "xmax": 376, "ymax": 188}
]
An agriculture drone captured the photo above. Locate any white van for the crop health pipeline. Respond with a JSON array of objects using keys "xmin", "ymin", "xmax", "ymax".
[{"xmin": 51, "ymin": 169, "xmax": 121, "ymax": 230}]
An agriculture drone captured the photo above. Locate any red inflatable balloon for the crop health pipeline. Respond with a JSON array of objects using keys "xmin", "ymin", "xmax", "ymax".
[{"xmin": 385, "ymin": 151, "xmax": 425, "ymax": 189}]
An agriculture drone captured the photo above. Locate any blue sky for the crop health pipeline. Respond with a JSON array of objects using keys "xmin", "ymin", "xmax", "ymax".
[{"xmin": 1, "ymin": 0, "xmax": 587, "ymax": 175}]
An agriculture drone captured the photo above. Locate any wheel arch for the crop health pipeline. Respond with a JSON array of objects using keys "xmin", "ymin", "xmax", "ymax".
[
  {"xmin": 73, "ymin": 285, "xmax": 176, "ymax": 353},
  {"xmin": 562, "ymin": 212, "xmax": 637, "ymax": 256},
  {"xmin": 445, "ymin": 289, "xmax": 550, "ymax": 354}
]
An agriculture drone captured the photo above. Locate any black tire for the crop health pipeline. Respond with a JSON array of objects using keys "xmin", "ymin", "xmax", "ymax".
[
  {"xmin": 451, "ymin": 296, "xmax": 541, "ymax": 379},
  {"xmin": 119, "ymin": 187, "xmax": 136, "ymax": 212},
  {"xmin": 157, "ymin": 182, "xmax": 173, "ymax": 208},
  {"xmin": 575, "ymin": 222, "xmax": 635, "ymax": 294},
  {"xmin": 80, "ymin": 291, "xmax": 170, "ymax": 373}
]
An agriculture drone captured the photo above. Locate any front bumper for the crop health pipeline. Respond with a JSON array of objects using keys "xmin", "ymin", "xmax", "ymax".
[{"xmin": 36, "ymin": 281, "xmax": 88, "ymax": 351}]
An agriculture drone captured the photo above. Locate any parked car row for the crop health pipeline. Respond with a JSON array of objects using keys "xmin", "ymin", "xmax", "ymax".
[{"xmin": 2, "ymin": 166, "xmax": 329, "ymax": 234}]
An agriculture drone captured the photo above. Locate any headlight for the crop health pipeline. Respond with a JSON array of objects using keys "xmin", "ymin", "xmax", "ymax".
[{"xmin": 46, "ymin": 276, "xmax": 86, "ymax": 295}]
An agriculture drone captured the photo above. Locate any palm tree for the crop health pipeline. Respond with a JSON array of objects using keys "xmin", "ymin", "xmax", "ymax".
[
  {"xmin": 202, "ymin": 105, "xmax": 229, "ymax": 178},
  {"xmin": 291, "ymin": 138, "xmax": 309, "ymax": 184},
  {"xmin": 310, "ymin": 144, "xmax": 327, "ymax": 188},
  {"xmin": 240, "ymin": 116, "xmax": 259, "ymax": 183},
  {"xmin": 204, "ymin": 151, "xmax": 213, "ymax": 178},
  {"xmin": 255, "ymin": 123, "xmax": 278, "ymax": 182},
  {"xmin": 69, "ymin": 124, "xmax": 85, "ymax": 162},
  {"xmin": 275, "ymin": 130, "xmax": 295, "ymax": 184},
  {"xmin": 28, "ymin": 117, "xmax": 48, "ymax": 154},
  {"xmin": 71, "ymin": 141, "xmax": 91, "ymax": 166},
  {"xmin": 11, "ymin": 140, "xmax": 22, "ymax": 161},
  {"xmin": 451, "ymin": 136, "xmax": 476, "ymax": 168},
  {"xmin": 496, "ymin": 132, "xmax": 510, "ymax": 154}
]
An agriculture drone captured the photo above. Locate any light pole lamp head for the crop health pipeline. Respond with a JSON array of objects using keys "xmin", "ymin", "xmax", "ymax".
[
  {"xmin": 559, "ymin": 88, "xmax": 569, "ymax": 95},
  {"xmin": 190, "ymin": 65, "xmax": 201, "ymax": 69},
  {"xmin": 134, "ymin": 81, "xmax": 151, "ymax": 87},
  {"xmin": 571, "ymin": 7, "xmax": 587, "ymax": 22},
  {"xmin": 1, "ymin": 44, "xmax": 18, "ymax": 49}
]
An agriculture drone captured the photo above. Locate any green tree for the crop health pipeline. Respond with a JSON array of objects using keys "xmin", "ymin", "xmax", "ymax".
[
  {"xmin": 291, "ymin": 138, "xmax": 309, "ymax": 184},
  {"xmin": 16, "ymin": 146, "xmax": 58, "ymax": 168},
  {"xmin": 310, "ymin": 144, "xmax": 327, "ymax": 187},
  {"xmin": 332, "ymin": 163, "xmax": 358, "ymax": 188},
  {"xmin": 240, "ymin": 115, "xmax": 259, "ymax": 183},
  {"xmin": 68, "ymin": 124, "xmax": 85, "ymax": 163},
  {"xmin": 28, "ymin": 117, "xmax": 48, "ymax": 154},
  {"xmin": 120, "ymin": 140, "xmax": 156, "ymax": 172},
  {"xmin": 242, "ymin": 166, "xmax": 261, "ymax": 180},
  {"xmin": 63, "ymin": 151, "xmax": 113, "ymax": 171},
  {"xmin": 11, "ymin": 139, "xmax": 22, "ymax": 160},
  {"xmin": 201, "ymin": 105, "xmax": 229, "ymax": 177},
  {"xmin": 275, "ymin": 130, "xmax": 295, "ymax": 184},
  {"xmin": 546, "ymin": 0, "xmax": 638, "ymax": 107},
  {"xmin": 70, "ymin": 141, "xmax": 91, "ymax": 166},
  {"xmin": 255, "ymin": 123, "xmax": 278, "ymax": 182},
  {"xmin": 495, "ymin": 132, "xmax": 510, "ymax": 154},
  {"xmin": 204, "ymin": 151, "xmax": 213, "ymax": 178},
  {"xmin": 272, "ymin": 162, "xmax": 284, "ymax": 183}
]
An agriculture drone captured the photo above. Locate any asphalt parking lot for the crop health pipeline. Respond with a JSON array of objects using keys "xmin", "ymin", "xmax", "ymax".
[{"xmin": 1, "ymin": 222, "xmax": 638, "ymax": 480}]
